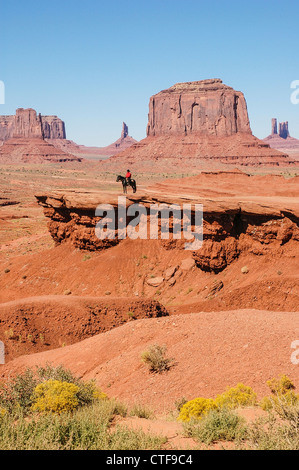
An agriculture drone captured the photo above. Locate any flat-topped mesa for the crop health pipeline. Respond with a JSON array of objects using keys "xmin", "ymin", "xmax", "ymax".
[
  {"xmin": 0, "ymin": 108, "xmax": 66, "ymax": 141},
  {"xmin": 147, "ymin": 79, "xmax": 252, "ymax": 137},
  {"xmin": 0, "ymin": 108, "xmax": 80, "ymax": 164}
]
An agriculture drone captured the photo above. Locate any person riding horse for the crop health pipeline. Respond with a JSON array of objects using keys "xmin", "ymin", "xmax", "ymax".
[{"xmin": 116, "ymin": 171, "xmax": 137, "ymax": 194}]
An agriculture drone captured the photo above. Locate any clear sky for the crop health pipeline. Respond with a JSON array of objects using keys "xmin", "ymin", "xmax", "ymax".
[{"xmin": 1, "ymin": 0, "xmax": 299, "ymax": 146}]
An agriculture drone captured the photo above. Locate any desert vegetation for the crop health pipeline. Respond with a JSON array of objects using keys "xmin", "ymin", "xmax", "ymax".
[
  {"xmin": 0, "ymin": 364, "xmax": 166, "ymax": 450},
  {"xmin": 0, "ymin": 368, "xmax": 299, "ymax": 450},
  {"xmin": 178, "ymin": 376, "xmax": 299, "ymax": 450}
]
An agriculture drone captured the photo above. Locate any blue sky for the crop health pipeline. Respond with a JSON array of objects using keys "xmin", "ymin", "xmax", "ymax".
[{"xmin": 1, "ymin": 0, "xmax": 299, "ymax": 146}]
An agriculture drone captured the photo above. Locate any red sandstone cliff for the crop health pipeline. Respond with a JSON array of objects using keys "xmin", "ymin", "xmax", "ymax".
[
  {"xmin": 98, "ymin": 79, "xmax": 297, "ymax": 171},
  {"xmin": 0, "ymin": 108, "xmax": 66, "ymax": 141},
  {"xmin": 147, "ymin": 79, "xmax": 251, "ymax": 137},
  {"xmin": 0, "ymin": 108, "xmax": 80, "ymax": 164},
  {"xmin": 99, "ymin": 79, "xmax": 296, "ymax": 172}
]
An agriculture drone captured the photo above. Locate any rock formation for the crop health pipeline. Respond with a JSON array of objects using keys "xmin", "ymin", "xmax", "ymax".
[
  {"xmin": 12, "ymin": 108, "xmax": 43, "ymax": 139},
  {"xmin": 279, "ymin": 121, "xmax": 289, "ymax": 139},
  {"xmin": 147, "ymin": 79, "xmax": 251, "ymax": 137},
  {"xmin": 264, "ymin": 118, "xmax": 299, "ymax": 160},
  {"xmin": 42, "ymin": 115, "xmax": 66, "ymax": 139},
  {"xmin": 0, "ymin": 116, "xmax": 14, "ymax": 141},
  {"xmin": 272, "ymin": 118, "xmax": 278, "ymax": 135},
  {"xmin": 268, "ymin": 118, "xmax": 290, "ymax": 139},
  {"xmin": 0, "ymin": 108, "xmax": 66, "ymax": 141},
  {"xmin": 50, "ymin": 122, "xmax": 137, "ymax": 159},
  {"xmin": 0, "ymin": 108, "xmax": 81, "ymax": 163},
  {"xmin": 0, "ymin": 138, "xmax": 82, "ymax": 164},
  {"xmin": 121, "ymin": 122, "xmax": 129, "ymax": 140},
  {"xmin": 35, "ymin": 171, "xmax": 299, "ymax": 273},
  {"xmin": 99, "ymin": 79, "xmax": 296, "ymax": 171}
]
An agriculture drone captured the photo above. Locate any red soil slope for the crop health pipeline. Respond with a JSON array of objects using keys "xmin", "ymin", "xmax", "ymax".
[
  {"xmin": 0, "ymin": 138, "xmax": 82, "ymax": 164},
  {"xmin": 1, "ymin": 309, "xmax": 298, "ymax": 413},
  {"xmin": 0, "ymin": 295, "xmax": 168, "ymax": 361}
]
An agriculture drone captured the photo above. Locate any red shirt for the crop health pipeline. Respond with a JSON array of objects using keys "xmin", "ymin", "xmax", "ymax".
[{"xmin": 126, "ymin": 172, "xmax": 131, "ymax": 178}]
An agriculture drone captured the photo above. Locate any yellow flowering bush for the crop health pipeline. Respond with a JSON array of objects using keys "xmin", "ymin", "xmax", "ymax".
[
  {"xmin": 260, "ymin": 375, "xmax": 298, "ymax": 411},
  {"xmin": 266, "ymin": 375, "xmax": 295, "ymax": 396},
  {"xmin": 31, "ymin": 380, "xmax": 80, "ymax": 414},
  {"xmin": 178, "ymin": 398, "xmax": 217, "ymax": 422},
  {"xmin": 214, "ymin": 383, "xmax": 257, "ymax": 409},
  {"xmin": 178, "ymin": 384, "xmax": 257, "ymax": 422}
]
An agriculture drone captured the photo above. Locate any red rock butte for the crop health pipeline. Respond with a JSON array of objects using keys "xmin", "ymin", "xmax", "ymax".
[
  {"xmin": 147, "ymin": 78, "xmax": 251, "ymax": 137},
  {"xmin": 263, "ymin": 118, "xmax": 299, "ymax": 162},
  {"xmin": 100, "ymin": 79, "xmax": 297, "ymax": 171},
  {"xmin": 0, "ymin": 108, "xmax": 80, "ymax": 164},
  {"xmin": 0, "ymin": 108, "xmax": 66, "ymax": 141}
]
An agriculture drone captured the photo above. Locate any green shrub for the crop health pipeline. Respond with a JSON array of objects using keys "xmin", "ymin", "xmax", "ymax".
[
  {"xmin": 129, "ymin": 404, "xmax": 154, "ymax": 419},
  {"xmin": 260, "ymin": 390, "xmax": 299, "ymax": 412},
  {"xmin": 184, "ymin": 407, "xmax": 248, "ymax": 444},
  {"xmin": 0, "ymin": 368, "xmax": 38, "ymax": 411},
  {"xmin": 0, "ymin": 364, "xmax": 106, "ymax": 414},
  {"xmin": 245, "ymin": 404, "xmax": 299, "ymax": 450},
  {"xmin": 0, "ymin": 401, "xmax": 166, "ymax": 450}
]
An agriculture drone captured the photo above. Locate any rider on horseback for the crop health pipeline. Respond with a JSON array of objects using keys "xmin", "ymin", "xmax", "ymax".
[{"xmin": 116, "ymin": 171, "xmax": 136, "ymax": 194}]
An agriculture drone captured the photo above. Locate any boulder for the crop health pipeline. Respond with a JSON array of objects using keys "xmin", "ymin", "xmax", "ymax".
[
  {"xmin": 146, "ymin": 277, "xmax": 164, "ymax": 287},
  {"xmin": 164, "ymin": 265, "xmax": 178, "ymax": 281},
  {"xmin": 180, "ymin": 258, "xmax": 196, "ymax": 271}
]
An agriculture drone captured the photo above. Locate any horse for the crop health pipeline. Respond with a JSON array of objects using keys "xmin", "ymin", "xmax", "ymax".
[{"xmin": 116, "ymin": 175, "xmax": 137, "ymax": 194}]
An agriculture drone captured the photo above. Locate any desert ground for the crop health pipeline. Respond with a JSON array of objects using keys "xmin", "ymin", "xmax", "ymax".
[
  {"xmin": 1, "ymin": 161, "xmax": 298, "ymax": 419},
  {"xmin": 1, "ymin": 80, "xmax": 299, "ymax": 449}
]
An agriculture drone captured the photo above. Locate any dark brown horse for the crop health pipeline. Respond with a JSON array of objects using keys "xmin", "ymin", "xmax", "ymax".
[{"xmin": 116, "ymin": 175, "xmax": 137, "ymax": 194}]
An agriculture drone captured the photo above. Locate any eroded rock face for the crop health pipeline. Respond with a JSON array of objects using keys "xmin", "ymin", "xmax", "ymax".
[
  {"xmin": 147, "ymin": 79, "xmax": 251, "ymax": 137},
  {"xmin": 35, "ymin": 172, "xmax": 299, "ymax": 273},
  {"xmin": 12, "ymin": 108, "xmax": 43, "ymax": 138},
  {"xmin": 0, "ymin": 116, "xmax": 14, "ymax": 141},
  {"xmin": 42, "ymin": 116, "xmax": 66, "ymax": 139},
  {"xmin": 279, "ymin": 121, "xmax": 289, "ymax": 139},
  {"xmin": 0, "ymin": 108, "xmax": 66, "ymax": 141}
]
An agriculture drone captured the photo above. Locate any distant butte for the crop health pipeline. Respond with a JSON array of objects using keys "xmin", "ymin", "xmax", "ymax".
[
  {"xmin": 48, "ymin": 121, "xmax": 138, "ymax": 160},
  {"xmin": 0, "ymin": 108, "xmax": 137, "ymax": 163},
  {"xmin": 0, "ymin": 108, "xmax": 66, "ymax": 141},
  {"xmin": 147, "ymin": 78, "xmax": 251, "ymax": 137},
  {"xmin": 0, "ymin": 108, "xmax": 80, "ymax": 164},
  {"xmin": 99, "ymin": 79, "xmax": 297, "ymax": 172},
  {"xmin": 263, "ymin": 118, "xmax": 299, "ymax": 161}
]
